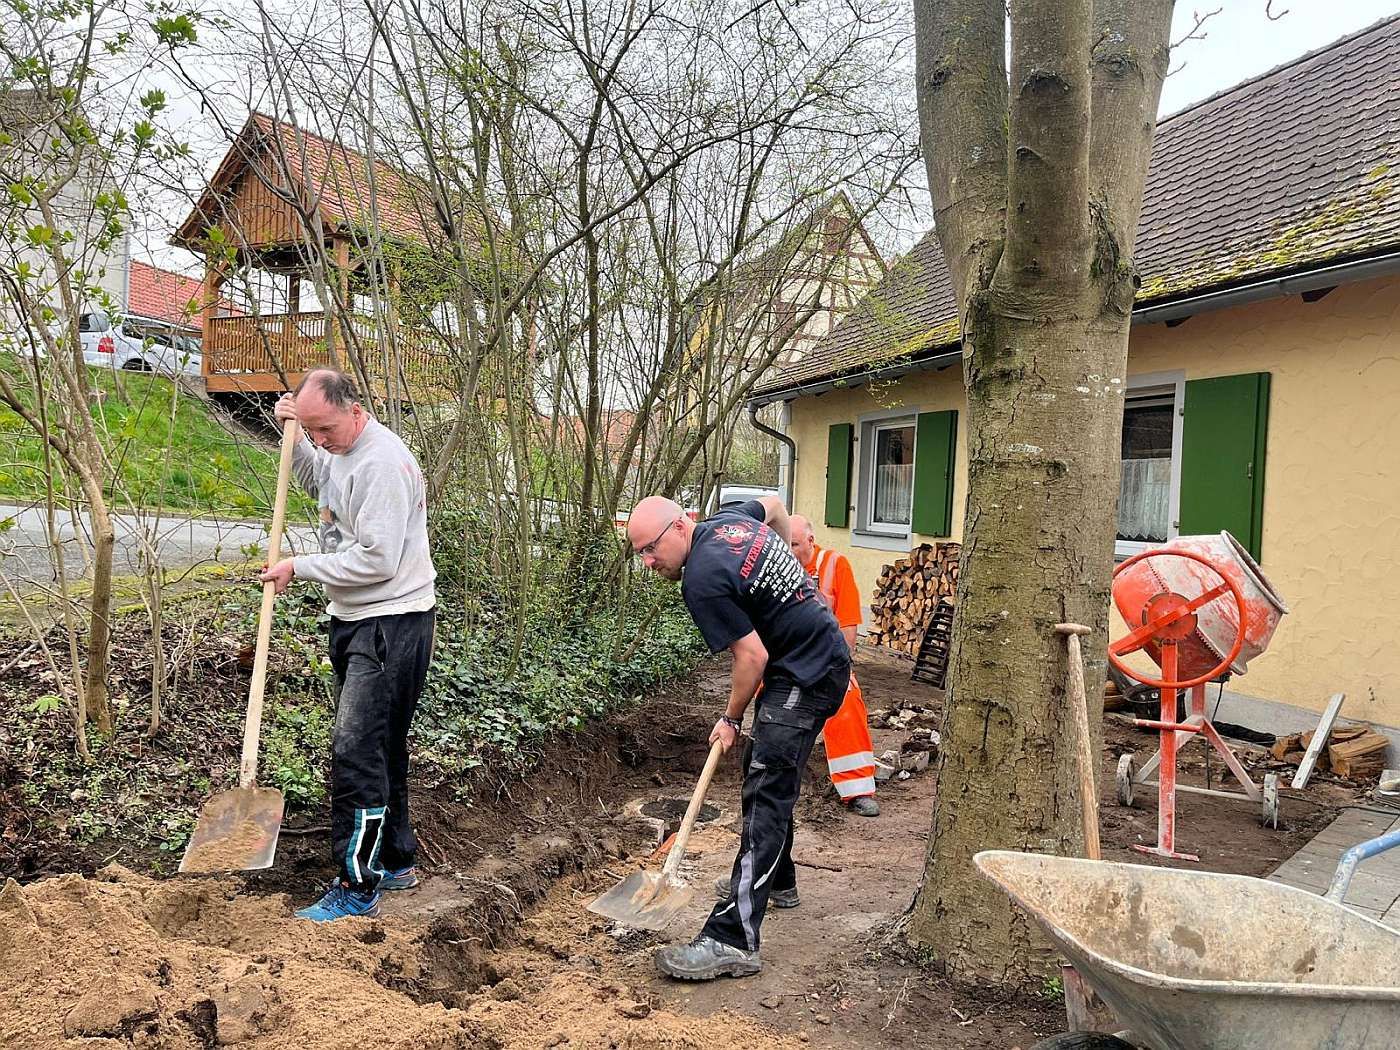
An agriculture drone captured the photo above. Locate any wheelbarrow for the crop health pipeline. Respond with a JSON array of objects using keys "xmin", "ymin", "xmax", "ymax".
[{"xmin": 976, "ymin": 837, "xmax": 1400, "ymax": 1050}]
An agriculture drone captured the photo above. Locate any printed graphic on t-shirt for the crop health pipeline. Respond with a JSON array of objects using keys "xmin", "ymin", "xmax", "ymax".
[
  {"xmin": 746, "ymin": 528, "xmax": 810, "ymax": 606},
  {"xmin": 318, "ymin": 474, "xmax": 344, "ymax": 553}
]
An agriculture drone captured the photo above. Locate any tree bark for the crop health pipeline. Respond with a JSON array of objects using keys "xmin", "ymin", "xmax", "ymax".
[{"xmin": 908, "ymin": 0, "xmax": 1173, "ymax": 984}]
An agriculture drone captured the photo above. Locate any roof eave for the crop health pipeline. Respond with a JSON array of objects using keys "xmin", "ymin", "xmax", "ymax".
[{"xmin": 751, "ymin": 246, "xmax": 1400, "ymax": 407}]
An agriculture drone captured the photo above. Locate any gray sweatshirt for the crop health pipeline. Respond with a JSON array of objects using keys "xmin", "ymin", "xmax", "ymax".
[{"xmin": 289, "ymin": 417, "xmax": 436, "ymax": 620}]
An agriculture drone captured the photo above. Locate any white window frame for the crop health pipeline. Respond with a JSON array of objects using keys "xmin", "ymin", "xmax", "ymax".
[
  {"xmin": 852, "ymin": 407, "xmax": 916, "ymax": 552},
  {"xmin": 1116, "ymin": 369, "xmax": 1186, "ymax": 559}
]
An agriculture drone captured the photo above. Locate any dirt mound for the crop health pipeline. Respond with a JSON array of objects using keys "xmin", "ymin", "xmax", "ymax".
[
  {"xmin": 0, "ymin": 867, "xmax": 799, "ymax": 1050},
  {"xmin": 461, "ymin": 970, "xmax": 802, "ymax": 1049}
]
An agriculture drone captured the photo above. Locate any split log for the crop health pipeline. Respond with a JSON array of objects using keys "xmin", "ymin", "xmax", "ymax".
[{"xmin": 1328, "ymin": 731, "xmax": 1390, "ymax": 780}]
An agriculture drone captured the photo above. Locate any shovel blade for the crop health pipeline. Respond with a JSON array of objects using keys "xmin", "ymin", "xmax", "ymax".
[
  {"xmin": 587, "ymin": 869, "xmax": 695, "ymax": 931},
  {"xmin": 180, "ymin": 786, "xmax": 284, "ymax": 873}
]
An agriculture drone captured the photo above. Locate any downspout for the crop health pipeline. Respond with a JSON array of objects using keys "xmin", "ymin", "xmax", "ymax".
[{"xmin": 749, "ymin": 400, "xmax": 796, "ymax": 511}]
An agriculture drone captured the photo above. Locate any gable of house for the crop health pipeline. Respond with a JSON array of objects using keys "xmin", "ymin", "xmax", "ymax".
[{"xmin": 172, "ymin": 114, "xmax": 477, "ymax": 253}]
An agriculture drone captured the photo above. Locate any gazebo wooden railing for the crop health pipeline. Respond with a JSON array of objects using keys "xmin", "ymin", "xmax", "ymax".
[{"xmin": 202, "ymin": 311, "xmax": 452, "ymax": 394}]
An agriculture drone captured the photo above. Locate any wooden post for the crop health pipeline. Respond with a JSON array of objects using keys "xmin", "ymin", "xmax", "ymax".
[
  {"xmin": 333, "ymin": 235, "xmax": 352, "ymax": 370},
  {"xmin": 284, "ymin": 272, "xmax": 299, "ymax": 357},
  {"xmin": 199, "ymin": 258, "xmax": 225, "ymax": 378},
  {"xmin": 386, "ymin": 257, "xmax": 402, "ymax": 410}
]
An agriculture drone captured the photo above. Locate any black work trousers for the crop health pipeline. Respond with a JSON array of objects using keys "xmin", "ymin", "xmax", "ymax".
[
  {"xmin": 327, "ymin": 608, "xmax": 435, "ymax": 893},
  {"xmin": 702, "ymin": 659, "xmax": 848, "ymax": 951}
]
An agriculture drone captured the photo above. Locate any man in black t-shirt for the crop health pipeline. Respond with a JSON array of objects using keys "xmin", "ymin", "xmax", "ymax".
[{"xmin": 627, "ymin": 494, "xmax": 850, "ymax": 981}]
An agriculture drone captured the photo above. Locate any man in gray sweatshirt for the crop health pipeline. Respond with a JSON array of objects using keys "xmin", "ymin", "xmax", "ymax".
[{"xmin": 260, "ymin": 368, "xmax": 436, "ymax": 921}]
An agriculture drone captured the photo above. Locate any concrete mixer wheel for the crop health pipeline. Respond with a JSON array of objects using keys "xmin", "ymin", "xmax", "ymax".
[
  {"xmin": 1263, "ymin": 773, "xmax": 1281, "ymax": 829},
  {"xmin": 1116, "ymin": 754, "xmax": 1136, "ymax": 808}
]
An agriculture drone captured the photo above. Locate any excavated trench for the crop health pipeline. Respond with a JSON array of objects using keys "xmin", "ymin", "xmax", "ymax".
[{"xmin": 1, "ymin": 688, "xmax": 816, "ymax": 1049}]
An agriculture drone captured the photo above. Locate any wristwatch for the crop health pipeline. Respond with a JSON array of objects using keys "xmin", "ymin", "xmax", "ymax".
[{"xmin": 721, "ymin": 714, "xmax": 743, "ymax": 733}]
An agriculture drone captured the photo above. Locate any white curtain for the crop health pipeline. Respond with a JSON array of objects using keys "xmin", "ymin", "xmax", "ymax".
[
  {"xmin": 875, "ymin": 463, "xmax": 913, "ymax": 524},
  {"xmin": 1118, "ymin": 457, "xmax": 1171, "ymax": 542}
]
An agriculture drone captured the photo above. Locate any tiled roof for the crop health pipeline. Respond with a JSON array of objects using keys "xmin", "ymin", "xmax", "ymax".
[
  {"xmin": 127, "ymin": 261, "xmax": 202, "ymax": 329},
  {"xmin": 174, "ymin": 114, "xmax": 480, "ymax": 249},
  {"xmin": 760, "ymin": 14, "xmax": 1400, "ymax": 396},
  {"xmin": 0, "ymin": 88, "xmax": 45, "ymax": 130}
]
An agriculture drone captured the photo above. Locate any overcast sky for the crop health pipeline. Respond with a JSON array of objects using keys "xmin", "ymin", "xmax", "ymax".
[
  {"xmin": 136, "ymin": 1, "xmax": 1400, "ymax": 274},
  {"xmin": 1161, "ymin": 0, "xmax": 1398, "ymax": 115}
]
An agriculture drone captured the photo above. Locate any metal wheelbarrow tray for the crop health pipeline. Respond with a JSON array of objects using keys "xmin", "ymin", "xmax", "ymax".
[{"xmin": 976, "ymin": 850, "xmax": 1400, "ymax": 1050}]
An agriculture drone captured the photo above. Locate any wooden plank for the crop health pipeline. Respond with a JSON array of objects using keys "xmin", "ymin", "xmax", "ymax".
[{"xmin": 1293, "ymin": 692, "xmax": 1346, "ymax": 789}]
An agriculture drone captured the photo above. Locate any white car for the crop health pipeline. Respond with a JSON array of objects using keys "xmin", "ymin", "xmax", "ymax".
[
  {"xmin": 715, "ymin": 484, "xmax": 781, "ymax": 510},
  {"xmin": 78, "ymin": 311, "xmax": 202, "ymax": 377}
]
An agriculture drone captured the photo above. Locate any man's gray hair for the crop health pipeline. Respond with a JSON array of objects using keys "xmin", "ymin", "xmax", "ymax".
[{"xmin": 295, "ymin": 368, "xmax": 359, "ymax": 408}]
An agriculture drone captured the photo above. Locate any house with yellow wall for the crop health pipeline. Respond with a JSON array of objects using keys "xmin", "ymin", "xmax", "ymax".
[{"xmin": 749, "ymin": 17, "xmax": 1400, "ymax": 733}]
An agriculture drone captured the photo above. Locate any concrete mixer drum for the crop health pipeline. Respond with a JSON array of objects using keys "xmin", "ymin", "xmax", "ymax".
[{"xmin": 1108, "ymin": 533, "xmax": 1290, "ymax": 860}]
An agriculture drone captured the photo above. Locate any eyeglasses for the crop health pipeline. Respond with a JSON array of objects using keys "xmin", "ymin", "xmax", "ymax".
[{"xmin": 634, "ymin": 517, "xmax": 678, "ymax": 559}]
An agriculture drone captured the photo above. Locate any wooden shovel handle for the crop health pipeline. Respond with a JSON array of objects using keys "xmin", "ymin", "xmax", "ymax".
[
  {"xmin": 238, "ymin": 418, "xmax": 299, "ymax": 789},
  {"xmin": 1056, "ymin": 623, "xmax": 1100, "ymax": 861},
  {"xmin": 661, "ymin": 739, "xmax": 726, "ymax": 878}
]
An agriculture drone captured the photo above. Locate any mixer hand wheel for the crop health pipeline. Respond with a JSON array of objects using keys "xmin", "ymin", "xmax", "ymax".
[{"xmin": 1108, "ymin": 548, "xmax": 1248, "ymax": 691}]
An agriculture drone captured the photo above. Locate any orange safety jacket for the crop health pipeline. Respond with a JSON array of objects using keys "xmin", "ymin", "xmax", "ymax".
[{"xmin": 809, "ymin": 546, "xmax": 877, "ymax": 799}]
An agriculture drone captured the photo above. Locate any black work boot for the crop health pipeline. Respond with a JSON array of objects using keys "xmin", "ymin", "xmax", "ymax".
[
  {"xmin": 655, "ymin": 935, "xmax": 762, "ymax": 980},
  {"xmin": 712, "ymin": 876, "xmax": 799, "ymax": 908}
]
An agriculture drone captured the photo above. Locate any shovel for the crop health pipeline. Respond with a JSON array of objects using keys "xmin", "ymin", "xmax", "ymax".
[
  {"xmin": 180, "ymin": 419, "xmax": 299, "ymax": 873},
  {"xmin": 588, "ymin": 738, "xmax": 725, "ymax": 930},
  {"xmin": 1054, "ymin": 622, "xmax": 1121, "ymax": 1036}
]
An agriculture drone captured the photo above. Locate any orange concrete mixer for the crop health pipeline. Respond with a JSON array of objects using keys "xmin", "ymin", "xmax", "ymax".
[{"xmin": 1109, "ymin": 532, "xmax": 1290, "ymax": 860}]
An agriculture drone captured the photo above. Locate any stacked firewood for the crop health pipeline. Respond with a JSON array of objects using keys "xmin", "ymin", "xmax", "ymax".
[
  {"xmin": 867, "ymin": 542, "xmax": 960, "ymax": 655},
  {"xmin": 1271, "ymin": 724, "xmax": 1391, "ymax": 781}
]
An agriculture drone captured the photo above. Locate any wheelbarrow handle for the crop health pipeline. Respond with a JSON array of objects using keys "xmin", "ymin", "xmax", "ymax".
[{"xmin": 1326, "ymin": 825, "xmax": 1400, "ymax": 903}]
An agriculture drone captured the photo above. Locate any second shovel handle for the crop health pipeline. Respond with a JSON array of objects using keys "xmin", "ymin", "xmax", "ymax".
[
  {"xmin": 1062, "ymin": 630, "xmax": 1101, "ymax": 861},
  {"xmin": 661, "ymin": 739, "xmax": 726, "ymax": 878}
]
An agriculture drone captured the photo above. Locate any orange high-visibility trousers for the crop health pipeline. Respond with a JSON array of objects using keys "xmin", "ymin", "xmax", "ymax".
[{"xmin": 822, "ymin": 673, "xmax": 876, "ymax": 799}]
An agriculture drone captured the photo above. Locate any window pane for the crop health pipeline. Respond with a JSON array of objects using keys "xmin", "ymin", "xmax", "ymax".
[
  {"xmin": 1118, "ymin": 401, "xmax": 1172, "ymax": 542},
  {"xmin": 873, "ymin": 424, "xmax": 914, "ymax": 526}
]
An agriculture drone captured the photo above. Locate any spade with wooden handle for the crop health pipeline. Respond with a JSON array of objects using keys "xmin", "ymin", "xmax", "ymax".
[
  {"xmin": 588, "ymin": 739, "xmax": 725, "ymax": 930},
  {"xmin": 1055, "ymin": 623, "xmax": 1101, "ymax": 861},
  {"xmin": 180, "ymin": 418, "xmax": 299, "ymax": 873},
  {"xmin": 1055, "ymin": 623, "xmax": 1125, "ymax": 1037}
]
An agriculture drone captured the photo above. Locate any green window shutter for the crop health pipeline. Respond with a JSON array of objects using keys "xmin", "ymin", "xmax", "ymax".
[
  {"xmin": 1179, "ymin": 373, "xmax": 1271, "ymax": 560},
  {"xmin": 911, "ymin": 410, "xmax": 958, "ymax": 537},
  {"xmin": 824, "ymin": 423, "xmax": 853, "ymax": 528}
]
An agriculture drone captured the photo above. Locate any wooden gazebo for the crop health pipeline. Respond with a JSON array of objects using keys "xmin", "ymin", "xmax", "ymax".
[{"xmin": 173, "ymin": 114, "xmax": 463, "ymax": 396}]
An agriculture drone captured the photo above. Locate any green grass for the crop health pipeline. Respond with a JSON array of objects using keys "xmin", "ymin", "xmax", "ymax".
[{"xmin": 0, "ymin": 361, "xmax": 313, "ymax": 518}]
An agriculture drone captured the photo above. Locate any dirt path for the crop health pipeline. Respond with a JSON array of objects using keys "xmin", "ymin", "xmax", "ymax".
[{"xmin": 1, "ymin": 647, "xmax": 1360, "ymax": 1050}]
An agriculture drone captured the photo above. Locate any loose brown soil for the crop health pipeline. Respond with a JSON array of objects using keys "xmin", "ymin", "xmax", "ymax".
[{"xmin": 1, "ymin": 647, "xmax": 1361, "ymax": 1049}]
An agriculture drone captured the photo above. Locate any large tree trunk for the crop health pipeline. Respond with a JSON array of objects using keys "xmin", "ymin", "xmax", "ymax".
[
  {"xmin": 907, "ymin": 309, "xmax": 1126, "ymax": 981},
  {"xmin": 908, "ymin": 0, "xmax": 1173, "ymax": 983}
]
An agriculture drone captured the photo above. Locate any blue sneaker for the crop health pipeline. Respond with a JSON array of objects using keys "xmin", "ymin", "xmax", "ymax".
[
  {"xmin": 380, "ymin": 865, "xmax": 419, "ymax": 891},
  {"xmin": 295, "ymin": 882, "xmax": 381, "ymax": 922}
]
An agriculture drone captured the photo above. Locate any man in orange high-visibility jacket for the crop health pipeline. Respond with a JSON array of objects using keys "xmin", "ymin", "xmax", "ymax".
[{"xmin": 789, "ymin": 515, "xmax": 879, "ymax": 816}]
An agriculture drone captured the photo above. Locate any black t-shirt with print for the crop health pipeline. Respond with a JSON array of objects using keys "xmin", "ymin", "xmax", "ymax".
[{"xmin": 681, "ymin": 501, "xmax": 847, "ymax": 686}]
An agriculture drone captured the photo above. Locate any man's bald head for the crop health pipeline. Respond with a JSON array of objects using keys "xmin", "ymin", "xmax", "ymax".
[
  {"xmin": 293, "ymin": 368, "xmax": 367, "ymax": 454},
  {"xmin": 789, "ymin": 513, "xmax": 816, "ymax": 567},
  {"xmin": 627, "ymin": 496, "xmax": 693, "ymax": 581},
  {"xmin": 627, "ymin": 496, "xmax": 682, "ymax": 542}
]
